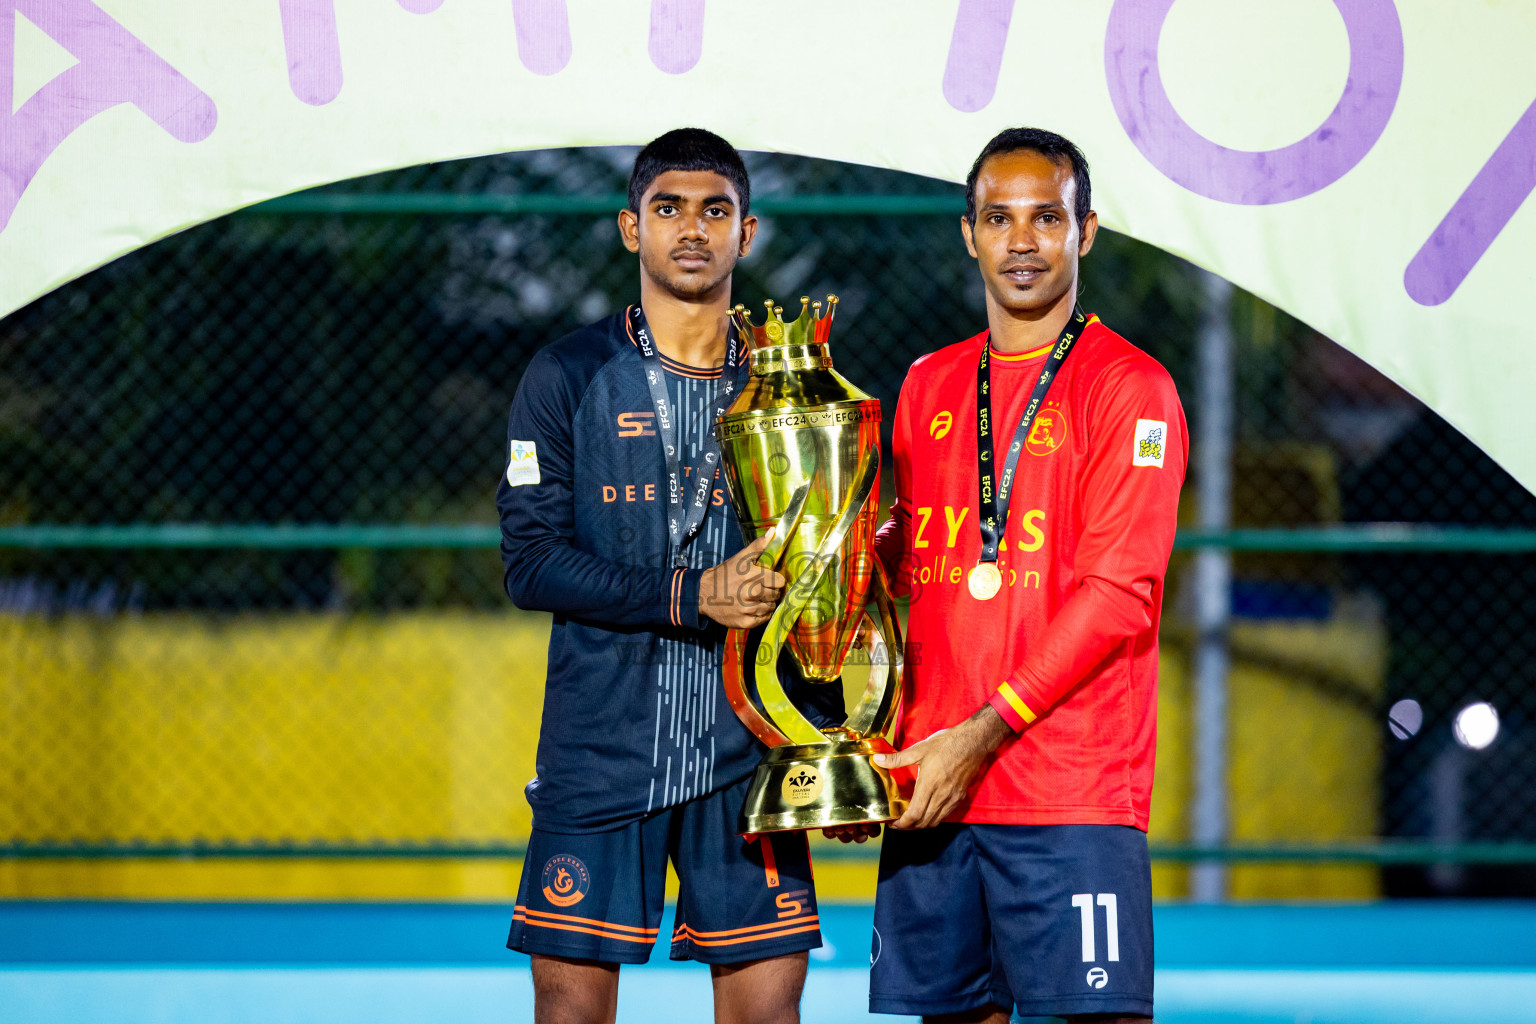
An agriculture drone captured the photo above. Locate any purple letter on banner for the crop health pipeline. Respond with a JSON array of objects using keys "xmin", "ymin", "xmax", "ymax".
[
  {"xmin": 1405, "ymin": 97, "xmax": 1536, "ymax": 306},
  {"xmin": 649, "ymin": 0, "xmax": 704, "ymax": 75},
  {"xmin": 1104, "ymin": 0, "xmax": 1402, "ymax": 205},
  {"xmin": 943, "ymin": 0, "xmax": 1015, "ymax": 113},
  {"xmin": 0, "ymin": 0, "xmax": 217, "ymax": 234},
  {"xmin": 512, "ymin": 0, "xmax": 570, "ymax": 76},
  {"xmin": 279, "ymin": 0, "xmax": 342, "ymax": 105},
  {"xmin": 281, "ymin": 0, "xmax": 445, "ymax": 107}
]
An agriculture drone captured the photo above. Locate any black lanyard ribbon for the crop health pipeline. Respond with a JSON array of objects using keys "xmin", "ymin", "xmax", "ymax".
[
  {"xmin": 975, "ymin": 307, "xmax": 1086, "ymax": 566},
  {"xmin": 630, "ymin": 305, "xmax": 744, "ymax": 568}
]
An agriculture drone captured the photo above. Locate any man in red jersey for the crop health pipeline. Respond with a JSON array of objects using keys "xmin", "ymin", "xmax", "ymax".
[{"xmin": 864, "ymin": 128, "xmax": 1187, "ymax": 1022}]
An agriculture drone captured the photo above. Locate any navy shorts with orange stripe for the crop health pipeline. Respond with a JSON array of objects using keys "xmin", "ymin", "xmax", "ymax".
[
  {"xmin": 870, "ymin": 823, "xmax": 1153, "ymax": 1018},
  {"xmin": 508, "ymin": 773, "xmax": 821, "ymax": 965}
]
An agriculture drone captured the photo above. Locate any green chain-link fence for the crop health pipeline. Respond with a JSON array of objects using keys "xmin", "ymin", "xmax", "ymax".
[{"xmin": 3, "ymin": 148, "xmax": 1534, "ymax": 898}]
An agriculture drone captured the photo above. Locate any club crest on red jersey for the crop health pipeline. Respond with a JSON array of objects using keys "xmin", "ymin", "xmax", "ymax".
[{"xmin": 1025, "ymin": 409, "xmax": 1068, "ymax": 456}]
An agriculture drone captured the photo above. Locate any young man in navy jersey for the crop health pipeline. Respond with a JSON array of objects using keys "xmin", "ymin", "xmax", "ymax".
[{"xmin": 497, "ymin": 128, "xmax": 837, "ymax": 1024}]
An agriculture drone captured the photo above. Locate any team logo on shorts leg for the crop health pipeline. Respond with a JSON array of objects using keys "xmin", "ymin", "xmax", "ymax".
[
  {"xmin": 541, "ymin": 854, "xmax": 590, "ymax": 908},
  {"xmin": 780, "ymin": 766, "xmax": 824, "ymax": 806}
]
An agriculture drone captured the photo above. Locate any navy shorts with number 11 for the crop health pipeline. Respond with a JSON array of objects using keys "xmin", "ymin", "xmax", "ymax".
[{"xmin": 871, "ymin": 823, "xmax": 1153, "ymax": 1019}]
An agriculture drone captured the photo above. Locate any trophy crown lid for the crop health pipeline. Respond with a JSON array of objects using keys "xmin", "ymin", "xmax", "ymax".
[{"xmin": 732, "ymin": 294, "xmax": 837, "ymax": 349}]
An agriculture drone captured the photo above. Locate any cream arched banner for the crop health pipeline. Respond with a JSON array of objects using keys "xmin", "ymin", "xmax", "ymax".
[{"xmin": 3, "ymin": 1, "xmax": 1534, "ymax": 491}]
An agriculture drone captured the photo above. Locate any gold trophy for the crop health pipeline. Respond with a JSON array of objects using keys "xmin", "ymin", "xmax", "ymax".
[{"xmin": 714, "ymin": 295, "xmax": 913, "ymax": 834}]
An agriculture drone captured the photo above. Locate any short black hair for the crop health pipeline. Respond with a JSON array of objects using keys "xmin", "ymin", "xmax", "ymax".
[
  {"xmin": 965, "ymin": 127, "xmax": 1091, "ymax": 230},
  {"xmin": 627, "ymin": 128, "xmax": 751, "ymax": 217}
]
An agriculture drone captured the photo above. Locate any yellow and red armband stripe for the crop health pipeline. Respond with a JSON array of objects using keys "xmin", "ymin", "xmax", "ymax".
[{"xmin": 989, "ymin": 682, "xmax": 1038, "ymax": 732}]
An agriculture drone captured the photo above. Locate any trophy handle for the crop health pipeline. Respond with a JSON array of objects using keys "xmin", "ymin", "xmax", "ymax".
[
  {"xmin": 722, "ymin": 629, "xmax": 790, "ymax": 747},
  {"xmin": 751, "ymin": 446, "xmax": 881, "ymax": 748},
  {"xmin": 841, "ymin": 558, "xmax": 904, "ymax": 738},
  {"xmin": 720, "ymin": 480, "xmax": 813, "ymax": 748},
  {"xmin": 756, "ymin": 481, "xmax": 811, "ymax": 569}
]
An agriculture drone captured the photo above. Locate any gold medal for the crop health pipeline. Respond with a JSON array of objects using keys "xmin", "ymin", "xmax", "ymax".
[{"xmin": 967, "ymin": 562, "xmax": 1003, "ymax": 601}]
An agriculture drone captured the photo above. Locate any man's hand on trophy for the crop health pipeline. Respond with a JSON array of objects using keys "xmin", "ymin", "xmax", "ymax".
[
  {"xmin": 699, "ymin": 534, "xmax": 787, "ymax": 629},
  {"xmin": 822, "ymin": 823, "xmax": 881, "ymax": 844},
  {"xmin": 874, "ymin": 706, "xmax": 1013, "ymax": 829}
]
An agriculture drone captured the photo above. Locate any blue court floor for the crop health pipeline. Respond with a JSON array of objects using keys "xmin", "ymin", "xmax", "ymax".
[{"xmin": 4, "ymin": 902, "xmax": 1535, "ymax": 1023}]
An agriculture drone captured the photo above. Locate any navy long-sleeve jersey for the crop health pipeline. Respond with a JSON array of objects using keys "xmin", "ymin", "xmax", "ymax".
[{"xmin": 497, "ymin": 309, "xmax": 839, "ymax": 834}]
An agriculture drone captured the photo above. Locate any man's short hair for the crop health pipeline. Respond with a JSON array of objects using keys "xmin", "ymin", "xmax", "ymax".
[
  {"xmin": 627, "ymin": 128, "xmax": 751, "ymax": 217},
  {"xmin": 965, "ymin": 127, "xmax": 1091, "ymax": 230}
]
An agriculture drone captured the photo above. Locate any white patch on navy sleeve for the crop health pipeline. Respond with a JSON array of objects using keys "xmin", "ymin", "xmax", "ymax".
[{"xmin": 506, "ymin": 440, "xmax": 541, "ymax": 486}]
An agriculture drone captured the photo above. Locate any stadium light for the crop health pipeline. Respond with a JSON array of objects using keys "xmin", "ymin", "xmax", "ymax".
[
  {"xmin": 1452, "ymin": 702, "xmax": 1500, "ymax": 750},
  {"xmin": 1387, "ymin": 699, "xmax": 1423, "ymax": 739}
]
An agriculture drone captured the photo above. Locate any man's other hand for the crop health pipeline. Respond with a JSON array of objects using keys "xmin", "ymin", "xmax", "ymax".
[
  {"xmin": 699, "ymin": 534, "xmax": 786, "ymax": 629},
  {"xmin": 821, "ymin": 823, "xmax": 881, "ymax": 844},
  {"xmin": 873, "ymin": 707, "xmax": 1013, "ymax": 829}
]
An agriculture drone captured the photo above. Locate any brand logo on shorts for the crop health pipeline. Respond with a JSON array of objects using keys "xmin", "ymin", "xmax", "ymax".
[
  {"xmin": 541, "ymin": 854, "xmax": 590, "ymax": 908},
  {"xmin": 776, "ymin": 890, "xmax": 810, "ymax": 919},
  {"xmin": 870, "ymin": 926, "xmax": 882, "ymax": 966},
  {"xmin": 780, "ymin": 766, "xmax": 824, "ymax": 806},
  {"xmin": 1086, "ymin": 966, "xmax": 1109, "ymax": 988}
]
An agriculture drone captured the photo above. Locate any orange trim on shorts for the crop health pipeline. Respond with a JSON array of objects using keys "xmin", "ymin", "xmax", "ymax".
[
  {"xmin": 519, "ymin": 914, "xmax": 657, "ymax": 939},
  {"xmin": 514, "ymin": 905, "xmax": 658, "ymax": 943},
  {"xmin": 672, "ymin": 920, "xmax": 821, "ymax": 947},
  {"xmin": 514, "ymin": 916, "xmax": 653, "ymax": 944},
  {"xmin": 671, "ymin": 914, "xmax": 818, "ymax": 940}
]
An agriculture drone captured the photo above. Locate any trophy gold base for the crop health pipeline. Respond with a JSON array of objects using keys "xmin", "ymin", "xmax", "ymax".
[{"xmin": 737, "ymin": 736, "xmax": 915, "ymax": 834}]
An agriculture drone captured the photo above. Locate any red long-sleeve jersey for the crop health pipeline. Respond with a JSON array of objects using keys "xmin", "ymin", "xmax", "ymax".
[{"xmin": 874, "ymin": 316, "xmax": 1187, "ymax": 830}]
